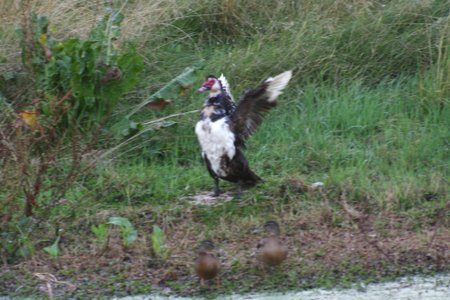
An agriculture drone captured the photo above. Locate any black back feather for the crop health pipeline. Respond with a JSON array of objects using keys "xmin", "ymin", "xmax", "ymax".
[{"xmin": 230, "ymin": 82, "xmax": 277, "ymax": 148}]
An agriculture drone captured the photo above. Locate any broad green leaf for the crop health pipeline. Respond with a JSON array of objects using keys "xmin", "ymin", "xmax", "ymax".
[
  {"xmin": 90, "ymin": 11, "xmax": 124, "ymax": 42},
  {"xmin": 128, "ymin": 65, "xmax": 202, "ymax": 117},
  {"xmin": 16, "ymin": 12, "xmax": 142, "ymax": 133},
  {"xmin": 116, "ymin": 51, "xmax": 144, "ymax": 90},
  {"xmin": 107, "ymin": 216, "xmax": 133, "ymax": 228},
  {"xmin": 18, "ymin": 242, "xmax": 35, "ymax": 258},
  {"xmin": 107, "ymin": 217, "xmax": 137, "ymax": 247},
  {"xmin": 151, "ymin": 225, "xmax": 168, "ymax": 259},
  {"xmin": 125, "ymin": 229, "xmax": 138, "ymax": 246},
  {"xmin": 152, "ymin": 67, "xmax": 197, "ymax": 100},
  {"xmin": 43, "ymin": 236, "xmax": 60, "ymax": 257}
]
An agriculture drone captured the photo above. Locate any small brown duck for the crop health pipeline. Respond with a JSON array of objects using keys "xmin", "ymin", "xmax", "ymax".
[
  {"xmin": 195, "ymin": 240, "xmax": 220, "ymax": 286},
  {"xmin": 257, "ymin": 221, "xmax": 288, "ymax": 267}
]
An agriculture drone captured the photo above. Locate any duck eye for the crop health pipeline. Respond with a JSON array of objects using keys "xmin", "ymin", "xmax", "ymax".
[{"xmin": 204, "ymin": 79, "xmax": 215, "ymax": 87}]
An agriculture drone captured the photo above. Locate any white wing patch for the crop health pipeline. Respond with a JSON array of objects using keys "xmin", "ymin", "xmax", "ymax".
[
  {"xmin": 218, "ymin": 74, "xmax": 235, "ymax": 102},
  {"xmin": 195, "ymin": 117, "xmax": 235, "ymax": 177},
  {"xmin": 264, "ymin": 70, "xmax": 292, "ymax": 102}
]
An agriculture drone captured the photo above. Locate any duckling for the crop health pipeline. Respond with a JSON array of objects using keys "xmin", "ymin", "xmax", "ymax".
[
  {"xmin": 257, "ymin": 221, "xmax": 288, "ymax": 267},
  {"xmin": 195, "ymin": 240, "xmax": 220, "ymax": 286}
]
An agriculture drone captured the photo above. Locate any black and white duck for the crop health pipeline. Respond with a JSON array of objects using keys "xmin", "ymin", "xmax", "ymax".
[{"xmin": 195, "ymin": 71, "xmax": 292, "ymax": 196}]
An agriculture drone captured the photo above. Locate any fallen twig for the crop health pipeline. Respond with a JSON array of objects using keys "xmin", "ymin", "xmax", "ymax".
[{"xmin": 34, "ymin": 272, "xmax": 76, "ymax": 299}]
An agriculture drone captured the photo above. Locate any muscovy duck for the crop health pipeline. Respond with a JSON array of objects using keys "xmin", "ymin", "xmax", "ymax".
[{"xmin": 195, "ymin": 71, "xmax": 292, "ymax": 196}]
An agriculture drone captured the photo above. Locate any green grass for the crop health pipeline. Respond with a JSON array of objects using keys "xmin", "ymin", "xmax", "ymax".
[
  {"xmin": 37, "ymin": 74, "xmax": 446, "ymax": 234},
  {"xmin": 107, "ymin": 75, "xmax": 449, "ymax": 207}
]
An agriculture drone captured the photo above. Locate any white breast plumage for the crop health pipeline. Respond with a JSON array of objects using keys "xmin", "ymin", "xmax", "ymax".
[{"xmin": 195, "ymin": 117, "xmax": 235, "ymax": 177}]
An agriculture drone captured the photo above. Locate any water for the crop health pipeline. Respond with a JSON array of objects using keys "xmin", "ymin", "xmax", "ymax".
[{"xmin": 117, "ymin": 274, "xmax": 450, "ymax": 300}]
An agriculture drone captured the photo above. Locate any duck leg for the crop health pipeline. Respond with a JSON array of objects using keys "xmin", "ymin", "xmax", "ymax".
[
  {"xmin": 215, "ymin": 276, "xmax": 221, "ymax": 288},
  {"xmin": 213, "ymin": 178, "xmax": 221, "ymax": 197},
  {"xmin": 234, "ymin": 181, "xmax": 244, "ymax": 199}
]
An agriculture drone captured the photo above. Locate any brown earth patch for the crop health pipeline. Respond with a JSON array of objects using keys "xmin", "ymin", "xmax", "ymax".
[{"xmin": 1, "ymin": 205, "xmax": 449, "ymax": 298}]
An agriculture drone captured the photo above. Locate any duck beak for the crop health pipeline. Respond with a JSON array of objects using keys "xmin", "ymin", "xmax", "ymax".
[{"xmin": 198, "ymin": 86, "xmax": 208, "ymax": 92}]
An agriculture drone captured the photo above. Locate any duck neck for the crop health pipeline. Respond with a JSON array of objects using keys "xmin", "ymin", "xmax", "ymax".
[{"xmin": 208, "ymin": 90, "xmax": 221, "ymax": 98}]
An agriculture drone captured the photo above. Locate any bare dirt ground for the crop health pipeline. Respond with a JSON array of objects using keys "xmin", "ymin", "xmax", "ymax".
[{"xmin": 1, "ymin": 200, "xmax": 449, "ymax": 298}]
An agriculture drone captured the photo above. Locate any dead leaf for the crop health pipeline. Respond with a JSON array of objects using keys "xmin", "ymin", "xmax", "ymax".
[
  {"xmin": 342, "ymin": 201, "xmax": 364, "ymax": 220},
  {"xmin": 146, "ymin": 99, "xmax": 172, "ymax": 111},
  {"xmin": 179, "ymin": 84, "xmax": 192, "ymax": 96},
  {"xmin": 159, "ymin": 270, "xmax": 178, "ymax": 283},
  {"xmin": 101, "ymin": 67, "xmax": 122, "ymax": 84},
  {"xmin": 39, "ymin": 34, "xmax": 52, "ymax": 61},
  {"xmin": 20, "ymin": 110, "xmax": 40, "ymax": 130}
]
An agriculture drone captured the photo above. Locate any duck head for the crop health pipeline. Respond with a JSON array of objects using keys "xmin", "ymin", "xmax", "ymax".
[
  {"xmin": 263, "ymin": 220, "xmax": 281, "ymax": 236},
  {"xmin": 197, "ymin": 239, "xmax": 215, "ymax": 252},
  {"xmin": 198, "ymin": 75, "xmax": 222, "ymax": 97}
]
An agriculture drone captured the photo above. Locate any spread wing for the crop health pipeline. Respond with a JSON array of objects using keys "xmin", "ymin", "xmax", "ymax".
[
  {"xmin": 230, "ymin": 71, "xmax": 292, "ymax": 147},
  {"xmin": 218, "ymin": 74, "xmax": 234, "ymax": 102}
]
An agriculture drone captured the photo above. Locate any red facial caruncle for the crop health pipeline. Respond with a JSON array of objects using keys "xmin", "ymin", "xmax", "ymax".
[{"xmin": 198, "ymin": 78, "xmax": 217, "ymax": 92}]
